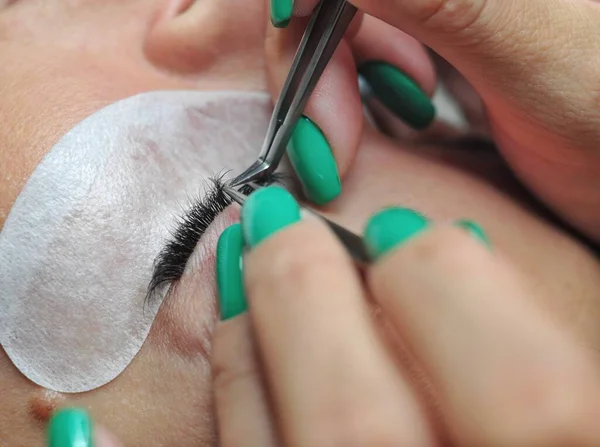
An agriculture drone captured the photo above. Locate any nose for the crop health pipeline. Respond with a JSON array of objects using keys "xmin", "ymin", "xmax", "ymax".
[{"xmin": 144, "ymin": 0, "xmax": 268, "ymax": 75}]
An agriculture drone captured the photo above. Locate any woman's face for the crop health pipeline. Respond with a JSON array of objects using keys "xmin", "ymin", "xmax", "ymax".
[{"xmin": 1, "ymin": 1, "xmax": 600, "ymax": 446}]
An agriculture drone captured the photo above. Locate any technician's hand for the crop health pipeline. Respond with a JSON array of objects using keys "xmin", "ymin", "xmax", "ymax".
[
  {"xmin": 213, "ymin": 186, "xmax": 600, "ymax": 446},
  {"xmin": 263, "ymin": 1, "xmax": 437, "ymax": 207},
  {"xmin": 266, "ymin": 0, "xmax": 600, "ymax": 243}
]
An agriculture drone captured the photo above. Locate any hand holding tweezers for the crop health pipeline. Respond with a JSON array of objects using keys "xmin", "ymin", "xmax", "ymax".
[
  {"xmin": 230, "ymin": 0, "xmax": 358, "ymax": 187},
  {"xmin": 224, "ymin": 185, "xmax": 371, "ymax": 266}
]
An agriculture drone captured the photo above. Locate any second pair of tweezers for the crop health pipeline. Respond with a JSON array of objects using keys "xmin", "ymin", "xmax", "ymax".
[
  {"xmin": 230, "ymin": 0, "xmax": 358, "ymax": 187},
  {"xmin": 224, "ymin": 185, "xmax": 371, "ymax": 265}
]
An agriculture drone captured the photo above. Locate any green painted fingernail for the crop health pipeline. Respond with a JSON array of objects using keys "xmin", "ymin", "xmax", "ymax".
[
  {"xmin": 216, "ymin": 224, "xmax": 247, "ymax": 321},
  {"xmin": 271, "ymin": 0, "xmax": 293, "ymax": 28},
  {"xmin": 364, "ymin": 208, "xmax": 429, "ymax": 260},
  {"xmin": 359, "ymin": 61, "xmax": 435, "ymax": 130},
  {"xmin": 48, "ymin": 408, "xmax": 93, "ymax": 447},
  {"xmin": 289, "ymin": 116, "xmax": 341, "ymax": 205},
  {"xmin": 455, "ymin": 220, "xmax": 492, "ymax": 248},
  {"xmin": 241, "ymin": 186, "xmax": 301, "ymax": 248}
]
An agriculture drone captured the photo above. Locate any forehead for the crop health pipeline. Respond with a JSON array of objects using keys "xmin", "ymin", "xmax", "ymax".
[{"xmin": 0, "ymin": 1, "xmax": 161, "ymax": 226}]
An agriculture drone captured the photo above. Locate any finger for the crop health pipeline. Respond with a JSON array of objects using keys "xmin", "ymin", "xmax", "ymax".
[
  {"xmin": 269, "ymin": 0, "xmax": 330, "ymax": 27},
  {"xmin": 265, "ymin": 17, "xmax": 363, "ymax": 206},
  {"xmin": 348, "ymin": 0, "xmax": 600, "ymax": 139},
  {"xmin": 95, "ymin": 426, "xmax": 123, "ymax": 447},
  {"xmin": 353, "ymin": 14, "xmax": 436, "ymax": 130},
  {"xmin": 269, "ymin": 0, "xmax": 315, "ymax": 27},
  {"xmin": 213, "ymin": 223, "xmax": 278, "ymax": 447},
  {"xmin": 48, "ymin": 408, "xmax": 120, "ymax": 447},
  {"xmin": 349, "ymin": 0, "xmax": 600, "ymax": 242},
  {"xmin": 364, "ymin": 210, "xmax": 600, "ymax": 446},
  {"xmin": 240, "ymin": 188, "xmax": 437, "ymax": 446},
  {"xmin": 349, "ymin": 0, "xmax": 600, "ymax": 98},
  {"xmin": 212, "ymin": 315, "xmax": 279, "ymax": 447}
]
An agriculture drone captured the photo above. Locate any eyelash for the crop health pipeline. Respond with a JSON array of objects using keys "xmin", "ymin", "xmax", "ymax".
[{"xmin": 145, "ymin": 172, "xmax": 283, "ymax": 304}]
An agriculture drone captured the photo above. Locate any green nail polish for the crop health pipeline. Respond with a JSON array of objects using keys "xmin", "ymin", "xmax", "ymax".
[
  {"xmin": 216, "ymin": 224, "xmax": 247, "ymax": 321},
  {"xmin": 271, "ymin": 0, "xmax": 293, "ymax": 28},
  {"xmin": 359, "ymin": 61, "xmax": 435, "ymax": 130},
  {"xmin": 241, "ymin": 186, "xmax": 300, "ymax": 248},
  {"xmin": 48, "ymin": 408, "xmax": 93, "ymax": 447},
  {"xmin": 455, "ymin": 220, "xmax": 492, "ymax": 248},
  {"xmin": 364, "ymin": 208, "xmax": 429, "ymax": 259},
  {"xmin": 289, "ymin": 116, "xmax": 341, "ymax": 205}
]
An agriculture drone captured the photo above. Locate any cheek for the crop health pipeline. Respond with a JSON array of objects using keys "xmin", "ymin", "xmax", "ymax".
[
  {"xmin": 71, "ymin": 338, "xmax": 217, "ymax": 447},
  {"xmin": 0, "ymin": 347, "xmax": 48, "ymax": 445},
  {"xmin": 149, "ymin": 276, "xmax": 218, "ymax": 360},
  {"xmin": 0, "ymin": 311, "xmax": 217, "ymax": 447}
]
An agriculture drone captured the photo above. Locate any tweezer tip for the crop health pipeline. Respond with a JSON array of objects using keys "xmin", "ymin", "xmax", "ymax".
[
  {"xmin": 222, "ymin": 185, "xmax": 245, "ymax": 206},
  {"xmin": 229, "ymin": 159, "xmax": 270, "ymax": 187}
]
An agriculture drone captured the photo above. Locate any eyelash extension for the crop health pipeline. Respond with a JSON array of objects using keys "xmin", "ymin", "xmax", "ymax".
[{"xmin": 145, "ymin": 172, "xmax": 284, "ymax": 306}]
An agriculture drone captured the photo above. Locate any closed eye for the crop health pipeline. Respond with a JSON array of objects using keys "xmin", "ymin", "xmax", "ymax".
[{"xmin": 145, "ymin": 172, "xmax": 284, "ymax": 305}]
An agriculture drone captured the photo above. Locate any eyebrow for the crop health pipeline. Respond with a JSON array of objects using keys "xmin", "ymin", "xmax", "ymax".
[{"xmin": 145, "ymin": 173, "xmax": 284, "ymax": 304}]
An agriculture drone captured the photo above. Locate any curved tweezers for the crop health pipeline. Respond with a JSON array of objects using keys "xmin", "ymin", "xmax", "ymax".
[
  {"xmin": 230, "ymin": 0, "xmax": 358, "ymax": 187},
  {"xmin": 223, "ymin": 184, "xmax": 371, "ymax": 266}
]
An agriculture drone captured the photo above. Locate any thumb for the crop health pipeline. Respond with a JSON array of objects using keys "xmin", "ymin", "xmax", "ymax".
[{"xmin": 349, "ymin": 0, "xmax": 599, "ymax": 113}]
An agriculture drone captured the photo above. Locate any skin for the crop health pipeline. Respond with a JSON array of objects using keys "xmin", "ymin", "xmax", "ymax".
[
  {"xmin": 273, "ymin": 0, "xmax": 600, "ymax": 242},
  {"xmin": 216, "ymin": 219, "xmax": 600, "ymax": 446},
  {"xmin": 0, "ymin": 0, "xmax": 599, "ymax": 446}
]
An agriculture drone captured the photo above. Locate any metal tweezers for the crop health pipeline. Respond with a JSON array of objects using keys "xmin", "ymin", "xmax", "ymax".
[
  {"xmin": 224, "ymin": 184, "xmax": 371, "ymax": 266},
  {"xmin": 230, "ymin": 0, "xmax": 358, "ymax": 187}
]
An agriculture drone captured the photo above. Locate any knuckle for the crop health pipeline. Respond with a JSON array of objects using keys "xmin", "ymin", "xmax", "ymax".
[
  {"xmin": 401, "ymin": 0, "xmax": 488, "ymax": 35},
  {"xmin": 211, "ymin": 322, "xmax": 257, "ymax": 396},
  {"xmin": 212, "ymin": 350, "xmax": 257, "ymax": 397}
]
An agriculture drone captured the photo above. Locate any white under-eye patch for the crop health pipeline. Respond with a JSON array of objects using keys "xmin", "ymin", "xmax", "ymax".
[{"xmin": 0, "ymin": 90, "xmax": 270, "ymax": 393}]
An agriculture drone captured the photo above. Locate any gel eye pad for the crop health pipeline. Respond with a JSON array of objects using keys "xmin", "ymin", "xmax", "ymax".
[{"xmin": 0, "ymin": 90, "xmax": 270, "ymax": 393}]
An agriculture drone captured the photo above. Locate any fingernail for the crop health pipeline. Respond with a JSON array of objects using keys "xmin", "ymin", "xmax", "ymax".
[
  {"xmin": 364, "ymin": 208, "xmax": 429, "ymax": 260},
  {"xmin": 271, "ymin": 0, "xmax": 293, "ymax": 28},
  {"xmin": 289, "ymin": 116, "xmax": 341, "ymax": 205},
  {"xmin": 241, "ymin": 186, "xmax": 301, "ymax": 248},
  {"xmin": 48, "ymin": 408, "xmax": 93, "ymax": 447},
  {"xmin": 359, "ymin": 61, "xmax": 435, "ymax": 130},
  {"xmin": 454, "ymin": 219, "xmax": 492, "ymax": 248},
  {"xmin": 216, "ymin": 224, "xmax": 247, "ymax": 321}
]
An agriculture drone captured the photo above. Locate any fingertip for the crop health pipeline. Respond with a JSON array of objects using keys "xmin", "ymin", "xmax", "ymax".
[
  {"xmin": 298, "ymin": 41, "xmax": 363, "ymax": 204},
  {"xmin": 241, "ymin": 186, "xmax": 301, "ymax": 248},
  {"xmin": 288, "ymin": 116, "xmax": 342, "ymax": 205},
  {"xmin": 364, "ymin": 208, "xmax": 492, "ymax": 263},
  {"xmin": 364, "ymin": 208, "xmax": 430, "ymax": 260},
  {"xmin": 354, "ymin": 16, "xmax": 436, "ymax": 94},
  {"xmin": 216, "ymin": 223, "xmax": 247, "ymax": 321},
  {"xmin": 369, "ymin": 224, "xmax": 496, "ymax": 293},
  {"xmin": 354, "ymin": 15, "xmax": 437, "ymax": 129},
  {"xmin": 453, "ymin": 219, "xmax": 492, "ymax": 249},
  {"xmin": 265, "ymin": 16, "xmax": 362, "ymax": 205},
  {"xmin": 48, "ymin": 408, "xmax": 93, "ymax": 447},
  {"xmin": 95, "ymin": 426, "xmax": 123, "ymax": 447}
]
